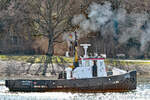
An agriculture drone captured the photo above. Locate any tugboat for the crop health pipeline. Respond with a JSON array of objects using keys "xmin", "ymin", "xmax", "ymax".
[{"xmin": 5, "ymin": 43, "xmax": 136, "ymax": 93}]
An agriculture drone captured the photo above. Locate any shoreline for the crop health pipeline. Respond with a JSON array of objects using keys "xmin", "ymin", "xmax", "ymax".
[{"xmin": 0, "ymin": 59, "xmax": 150, "ymax": 80}]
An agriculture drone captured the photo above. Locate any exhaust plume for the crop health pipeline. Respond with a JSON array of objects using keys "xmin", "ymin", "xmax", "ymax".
[{"xmin": 72, "ymin": 2, "xmax": 150, "ymax": 52}]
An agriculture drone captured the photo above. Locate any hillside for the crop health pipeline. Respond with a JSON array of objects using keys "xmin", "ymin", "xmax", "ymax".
[{"xmin": 0, "ymin": 0, "xmax": 150, "ymax": 58}]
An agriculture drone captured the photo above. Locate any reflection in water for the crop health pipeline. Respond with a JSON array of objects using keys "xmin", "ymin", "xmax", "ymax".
[{"xmin": 0, "ymin": 81, "xmax": 150, "ymax": 100}]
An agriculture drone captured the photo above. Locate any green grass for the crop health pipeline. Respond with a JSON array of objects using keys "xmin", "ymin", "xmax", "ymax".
[
  {"xmin": 105, "ymin": 59, "xmax": 150, "ymax": 66},
  {"xmin": 0, "ymin": 55, "xmax": 73, "ymax": 63},
  {"xmin": 0, "ymin": 54, "xmax": 150, "ymax": 65}
]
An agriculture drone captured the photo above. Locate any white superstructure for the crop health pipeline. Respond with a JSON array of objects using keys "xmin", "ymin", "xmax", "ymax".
[
  {"xmin": 66, "ymin": 44, "xmax": 107, "ymax": 79},
  {"xmin": 72, "ymin": 58, "xmax": 107, "ymax": 79}
]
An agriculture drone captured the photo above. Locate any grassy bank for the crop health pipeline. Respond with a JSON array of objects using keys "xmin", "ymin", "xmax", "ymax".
[
  {"xmin": 105, "ymin": 59, "xmax": 150, "ymax": 66},
  {"xmin": 0, "ymin": 54, "xmax": 150, "ymax": 65},
  {"xmin": 0, "ymin": 55, "xmax": 73, "ymax": 63}
]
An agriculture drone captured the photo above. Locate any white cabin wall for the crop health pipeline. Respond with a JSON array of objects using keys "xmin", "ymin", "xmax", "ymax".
[
  {"xmin": 72, "ymin": 67, "xmax": 92, "ymax": 79},
  {"xmin": 97, "ymin": 60, "xmax": 107, "ymax": 77},
  {"xmin": 81, "ymin": 60, "xmax": 94, "ymax": 67}
]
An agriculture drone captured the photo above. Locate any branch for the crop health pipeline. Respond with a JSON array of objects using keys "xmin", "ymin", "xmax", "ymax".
[
  {"xmin": 54, "ymin": 40, "xmax": 65, "ymax": 44},
  {"xmin": 53, "ymin": 25, "xmax": 72, "ymax": 41}
]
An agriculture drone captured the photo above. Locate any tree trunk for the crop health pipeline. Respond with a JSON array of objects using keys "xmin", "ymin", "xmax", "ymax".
[
  {"xmin": 47, "ymin": 37, "xmax": 54, "ymax": 56},
  {"xmin": 42, "ymin": 32, "xmax": 54, "ymax": 76}
]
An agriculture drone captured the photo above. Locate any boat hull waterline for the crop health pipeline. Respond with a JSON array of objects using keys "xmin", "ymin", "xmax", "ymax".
[{"xmin": 5, "ymin": 71, "xmax": 136, "ymax": 93}]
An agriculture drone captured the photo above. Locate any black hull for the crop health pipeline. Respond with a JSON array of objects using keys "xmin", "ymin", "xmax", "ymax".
[{"xmin": 5, "ymin": 71, "xmax": 136, "ymax": 93}]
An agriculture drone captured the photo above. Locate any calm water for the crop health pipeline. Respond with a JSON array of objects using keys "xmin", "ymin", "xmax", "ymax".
[{"xmin": 0, "ymin": 80, "xmax": 150, "ymax": 100}]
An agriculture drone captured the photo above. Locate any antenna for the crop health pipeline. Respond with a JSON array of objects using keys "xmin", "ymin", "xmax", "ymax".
[{"xmin": 80, "ymin": 44, "xmax": 91, "ymax": 58}]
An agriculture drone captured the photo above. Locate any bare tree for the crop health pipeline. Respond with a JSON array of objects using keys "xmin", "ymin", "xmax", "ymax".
[
  {"xmin": 0, "ymin": 0, "xmax": 76, "ymax": 75},
  {"xmin": 27, "ymin": 0, "xmax": 73, "ymax": 75},
  {"xmin": 31, "ymin": 0, "xmax": 72, "ymax": 55}
]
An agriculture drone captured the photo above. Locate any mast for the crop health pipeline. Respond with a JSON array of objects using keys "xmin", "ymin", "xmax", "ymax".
[{"xmin": 73, "ymin": 31, "xmax": 79, "ymax": 68}]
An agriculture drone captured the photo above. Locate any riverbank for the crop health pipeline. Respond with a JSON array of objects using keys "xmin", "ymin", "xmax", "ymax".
[
  {"xmin": 0, "ymin": 59, "xmax": 67, "ymax": 80},
  {"xmin": 0, "ymin": 57, "xmax": 150, "ymax": 79}
]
